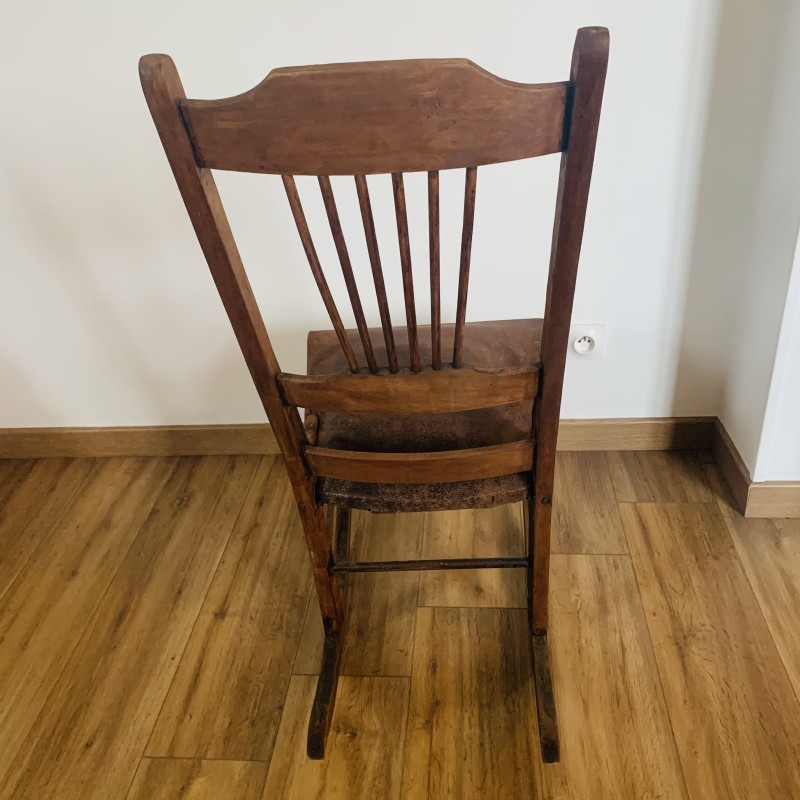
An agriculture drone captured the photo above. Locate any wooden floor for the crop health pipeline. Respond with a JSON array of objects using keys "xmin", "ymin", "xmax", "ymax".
[{"xmin": 0, "ymin": 452, "xmax": 799, "ymax": 799}]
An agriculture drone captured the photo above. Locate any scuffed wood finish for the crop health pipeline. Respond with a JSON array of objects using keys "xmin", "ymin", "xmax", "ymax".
[
  {"xmin": 141, "ymin": 29, "xmax": 610, "ymax": 762},
  {"xmin": 531, "ymin": 27, "xmax": 609, "ymax": 635},
  {"xmin": 307, "ymin": 630, "xmax": 345, "ymax": 759},
  {"xmin": 308, "ymin": 318, "xmax": 543, "ymax": 375},
  {"xmin": 354, "ymin": 174, "xmax": 398, "ymax": 372},
  {"xmin": 543, "ymin": 554, "xmax": 688, "ymax": 797},
  {"xmin": 279, "ymin": 364, "xmax": 538, "ymax": 415},
  {"xmin": 262, "ymin": 675, "xmax": 409, "ymax": 799},
  {"xmin": 282, "ymin": 174, "xmax": 358, "ymax": 371},
  {"xmin": 706, "ymin": 464, "xmax": 800, "ymax": 698},
  {"xmin": 146, "ymin": 458, "xmax": 310, "ymax": 761},
  {"xmin": 532, "ymin": 633, "xmax": 559, "ymax": 763},
  {"xmin": 452, "ymin": 166, "xmax": 478, "ymax": 368},
  {"xmin": 318, "ymin": 175, "xmax": 378, "ymax": 372},
  {"xmin": 392, "ymin": 172, "xmax": 420, "ymax": 371},
  {"xmin": 403, "ymin": 607, "xmax": 540, "ymax": 799},
  {"xmin": 305, "ymin": 440, "xmax": 533, "ymax": 484},
  {"xmin": 180, "ymin": 61, "xmax": 567, "ymax": 175},
  {"xmin": 428, "ymin": 170, "xmax": 441, "ymax": 369},
  {"xmin": 553, "ymin": 451, "xmax": 628, "ymax": 554},
  {"xmin": 127, "ymin": 759, "xmax": 267, "ymax": 800},
  {"xmin": 608, "ymin": 450, "xmax": 711, "ymax": 503},
  {"xmin": 0, "ymin": 458, "xmax": 174, "ymax": 785},
  {"xmin": 620, "ymin": 501, "xmax": 800, "ymax": 798},
  {"xmin": 0, "ymin": 456, "xmax": 260, "ymax": 800}
]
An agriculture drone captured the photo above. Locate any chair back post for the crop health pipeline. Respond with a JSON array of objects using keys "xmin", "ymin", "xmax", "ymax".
[
  {"xmin": 531, "ymin": 27, "xmax": 609, "ymax": 633},
  {"xmin": 138, "ymin": 54, "xmax": 343, "ymax": 633}
]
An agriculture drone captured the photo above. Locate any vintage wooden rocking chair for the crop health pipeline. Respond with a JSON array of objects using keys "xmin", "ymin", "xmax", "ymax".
[{"xmin": 140, "ymin": 26, "xmax": 608, "ymax": 763}]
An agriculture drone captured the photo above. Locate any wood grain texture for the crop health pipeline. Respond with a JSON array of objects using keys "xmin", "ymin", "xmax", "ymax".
[
  {"xmin": 712, "ymin": 419, "xmax": 799, "ymax": 517},
  {"xmin": 0, "ymin": 457, "xmax": 93, "ymax": 598},
  {"xmin": 452, "ymin": 166, "xmax": 478, "ymax": 368},
  {"xmin": 746, "ymin": 481, "xmax": 800, "ymax": 518},
  {"xmin": 0, "ymin": 417, "xmax": 715, "ymax": 458},
  {"xmin": 706, "ymin": 464, "xmax": 800, "ymax": 699},
  {"xmin": 279, "ymin": 365, "xmax": 538, "ymax": 415},
  {"xmin": 428, "ymin": 170, "xmax": 441, "ymax": 370},
  {"xmin": 354, "ymin": 174, "xmax": 398, "ymax": 372},
  {"xmin": 0, "ymin": 456, "xmax": 260, "ymax": 800},
  {"xmin": 294, "ymin": 510, "xmax": 424, "ymax": 678},
  {"xmin": 419, "ymin": 504, "xmax": 526, "ymax": 608},
  {"xmin": 392, "ymin": 172, "xmax": 420, "ymax": 371},
  {"xmin": 4, "ymin": 449, "xmax": 800, "ymax": 793},
  {"xmin": 262, "ymin": 675, "xmax": 409, "ymax": 799},
  {"xmin": 146, "ymin": 458, "xmax": 310, "ymax": 761},
  {"xmin": 0, "ymin": 458, "xmax": 174, "ymax": 786},
  {"xmin": 552, "ymin": 451, "xmax": 627, "ymax": 554},
  {"xmin": 126, "ymin": 758, "xmax": 267, "ymax": 800},
  {"xmin": 179, "ymin": 60, "xmax": 567, "ymax": 175},
  {"xmin": 305, "ymin": 440, "xmax": 533, "ymax": 484},
  {"xmin": 0, "ymin": 424, "xmax": 280, "ymax": 458},
  {"xmin": 140, "ymin": 54, "xmax": 343, "ymax": 635},
  {"xmin": 557, "ymin": 416, "xmax": 714, "ymax": 451},
  {"xmin": 0, "ymin": 458, "xmax": 35, "ymax": 505},
  {"xmin": 608, "ymin": 450, "xmax": 712, "ymax": 503},
  {"xmin": 531, "ymin": 26, "xmax": 609, "ymax": 635},
  {"xmin": 403, "ymin": 607, "xmax": 539, "ymax": 799},
  {"xmin": 318, "ymin": 175, "xmax": 379, "ymax": 373},
  {"xmin": 282, "ymin": 174, "xmax": 359, "ymax": 372},
  {"xmin": 544, "ymin": 554, "xmax": 688, "ymax": 799},
  {"xmin": 711, "ymin": 418, "xmax": 750, "ymax": 514},
  {"xmin": 620, "ymin": 502, "xmax": 800, "ymax": 798}
]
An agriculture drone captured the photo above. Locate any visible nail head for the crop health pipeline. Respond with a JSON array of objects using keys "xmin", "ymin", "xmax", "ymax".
[{"xmin": 541, "ymin": 496, "xmax": 551, "ymax": 506}]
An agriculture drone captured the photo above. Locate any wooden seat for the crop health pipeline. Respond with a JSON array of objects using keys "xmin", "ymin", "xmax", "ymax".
[
  {"xmin": 140, "ymin": 27, "xmax": 608, "ymax": 765},
  {"xmin": 309, "ymin": 318, "xmax": 541, "ymax": 511}
]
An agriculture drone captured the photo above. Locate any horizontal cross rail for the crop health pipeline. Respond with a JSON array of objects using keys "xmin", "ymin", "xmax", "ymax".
[{"xmin": 331, "ymin": 556, "xmax": 528, "ymax": 573}]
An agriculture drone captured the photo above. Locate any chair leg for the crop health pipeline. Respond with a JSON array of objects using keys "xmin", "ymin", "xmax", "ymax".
[
  {"xmin": 307, "ymin": 626, "xmax": 346, "ymax": 759},
  {"xmin": 525, "ymin": 497, "xmax": 561, "ymax": 763},
  {"xmin": 299, "ymin": 504, "xmax": 346, "ymax": 759},
  {"xmin": 332, "ymin": 505, "xmax": 351, "ymax": 564}
]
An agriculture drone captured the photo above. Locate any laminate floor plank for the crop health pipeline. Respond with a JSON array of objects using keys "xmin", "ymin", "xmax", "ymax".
[
  {"xmin": 0, "ymin": 457, "xmax": 175, "ymax": 786},
  {"xmin": 552, "ymin": 451, "xmax": 628, "ymax": 554},
  {"xmin": 609, "ymin": 451, "xmax": 711, "ymax": 503},
  {"xmin": 0, "ymin": 458, "xmax": 36, "ymax": 504},
  {"xmin": 418, "ymin": 504, "xmax": 526, "ymax": 608},
  {"xmin": 294, "ymin": 509, "xmax": 423, "ymax": 677},
  {"xmin": 0, "ymin": 455, "xmax": 260, "ymax": 800},
  {"xmin": 706, "ymin": 464, "xmax": 800, "ymax": 700},
  {"xmin": 543, "ymin": 554, "xmax": 688, "ymax": 799},
  {"xmin": 402, "ymin": 606, "xmax": 539, "ymax": 799},
  {"xmin": 0, "ymin": 456, "xmax": 96, "ymax": 599},
  {"xmin": 126, "ymin": 758, "xmax": 267, "ymax": 800},
  {"xmin": 620, "ymin": 501, "xmax": 800, "ymax": 799},
  {"xmin": 147, "ymin": 457, "xmax": 312, "ymax": 761},
  {"xmin": 262, "ymin": 675, "xmax": 409, "ymax": 799}
]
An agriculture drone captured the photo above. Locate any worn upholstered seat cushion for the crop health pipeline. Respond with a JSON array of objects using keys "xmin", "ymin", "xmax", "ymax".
[{"xmin": 306, "ymin": 318, "xmax": 542, "ymax": 512}]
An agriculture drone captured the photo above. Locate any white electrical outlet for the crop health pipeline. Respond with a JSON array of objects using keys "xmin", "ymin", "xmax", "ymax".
[{"xmin": 569, "ymin": 323, "xmax": 607, "ymax": 360}]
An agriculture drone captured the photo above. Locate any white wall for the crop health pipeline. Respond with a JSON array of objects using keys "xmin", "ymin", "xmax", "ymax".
[
  {"xmin": 755, "ymin": 234, "xmax": 800, "ymax": 482},
  {"xmin": 677, "ymin": 0, "xmax": 800, "ymax": 479},
  {"xmin": 1, "ymin": 1, "xmax": 719, "ymax": 428}
]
